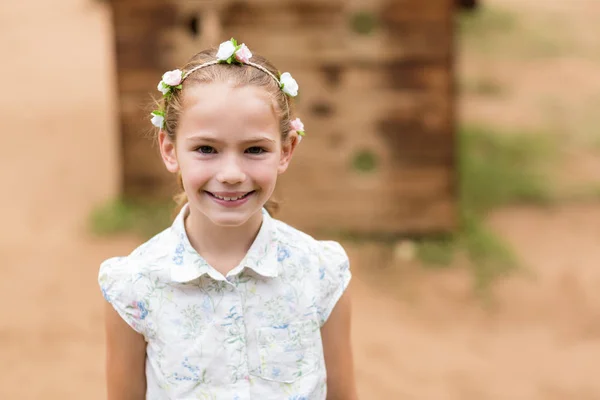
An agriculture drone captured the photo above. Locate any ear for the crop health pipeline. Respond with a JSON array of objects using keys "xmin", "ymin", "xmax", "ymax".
[
  {"xmin": 158, "ymin": 130, "xmax": 179, "ymax": 173},
  {"xmin": 277, "ymin": 131, "xmax": 300, "ymax": 174}
]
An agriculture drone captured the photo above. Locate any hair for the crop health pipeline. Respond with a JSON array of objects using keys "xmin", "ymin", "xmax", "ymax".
[{"xmin": 153, "ymin": 47, "xmax": 297, "ymax": 217}]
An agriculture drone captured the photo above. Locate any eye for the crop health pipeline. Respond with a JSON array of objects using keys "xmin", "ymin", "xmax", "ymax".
[
  {"xmin": 246, "ymin": 147, "xmax": 266, "ymax": 155},
  {"xmin": 197, "ymin": 145, "xmax": 216, "ymax": 154}
]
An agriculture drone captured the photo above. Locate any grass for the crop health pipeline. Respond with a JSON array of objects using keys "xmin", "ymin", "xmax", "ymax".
[
  {"xmin": 458, "ymin": 5, "xmax": 573, "ymax": 59},
  {"xmin": 89, "ymin": 198, "xmax": 175, "ymax": 239},
  {"xmin": 416, "ymin": 125, "xmax": 556, "ymax": 292},
  {"xmin": 460, "ymin": 77, "xmax": 505, "ymax": 97},
  {"xmin": 459, "ymin": 125, "xmax": 556, "ymax": 213},
  {"xmin": 458, "ymin": 6, "xmax": 517, "ymax": 39}
]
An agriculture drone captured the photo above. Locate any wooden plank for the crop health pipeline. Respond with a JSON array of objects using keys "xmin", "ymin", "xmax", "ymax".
[
  {"xmin": 221, "ymin": 2, "xmax": 345, "ymax": 28},
  {"xmin": 276, "ymin": 185, "xmax": 456, "ymax": 235},
  {"xmin": 343, "ymin": 62, "xmax": 451, "ymax": 91},
  {"xmin": 110, "ymin": 2, "xmax": 183, "ymax": 70}
]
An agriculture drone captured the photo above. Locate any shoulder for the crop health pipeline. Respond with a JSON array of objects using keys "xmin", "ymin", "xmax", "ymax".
[
  {"xmin": 98, "ymin": 227, "xmax": 174, "ymax": 296},
  {"xmin": 98, "ymin": 227, "xmax": 175, "ymax": 337},
  {"xmin": 271, "ymin": 218, "xmax": 351, "ymax": 326},
  {"xmin": 271, "ymin": 217, "xmax": 349, "ymax": 269}
]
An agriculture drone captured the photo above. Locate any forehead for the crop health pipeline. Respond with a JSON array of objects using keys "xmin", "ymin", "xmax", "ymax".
[{"xmin": 180, "ymin": 82, "xmax": 278, "ymax": 130}]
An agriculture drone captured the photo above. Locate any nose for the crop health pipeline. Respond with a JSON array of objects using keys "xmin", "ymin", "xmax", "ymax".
[{"xmin": 216, "ymin": 154, "xmax": 246, "ymax": 184}]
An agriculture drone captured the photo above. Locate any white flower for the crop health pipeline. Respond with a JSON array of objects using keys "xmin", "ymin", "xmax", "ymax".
[
  {"xmin": 150, "ymin": 113, "xmax": 164, "ymax": 129},
  {"xmin": 157, "ymin": 80, "xmax": 169, "ymax": 95},
  {"xmin": 280, "ymin": 72, "xmax": 299, "ymax": 97},
  {"xmin": 162, "ymin": 69, "xmax": 183, "ymax": 86},
  {"xmin": 216, "ymin": 40, "xmax": 236, "ymax": 61}
]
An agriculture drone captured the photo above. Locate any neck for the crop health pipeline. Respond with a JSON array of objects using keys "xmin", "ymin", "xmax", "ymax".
[{"xmin": 184, "ymin": 208, "xmax": 264, "ymax": 274}]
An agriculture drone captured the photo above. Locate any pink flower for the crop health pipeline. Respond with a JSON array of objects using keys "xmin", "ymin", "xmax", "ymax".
[
  {"xmin": 235, "ymin": 44, "xmax": 253, "ymax": 63},
  {"xmin": 162, "ymin": 69, "xmax": 183, "ymax": 86},
  {"xmin": 290, "ymin": 118, "xmax": 304, "ymax": 133}
]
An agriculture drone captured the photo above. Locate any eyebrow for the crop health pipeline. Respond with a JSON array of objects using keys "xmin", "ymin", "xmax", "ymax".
[{"xmin": 186, "ymin": 135, "xmax": 276, "ymax": 144}]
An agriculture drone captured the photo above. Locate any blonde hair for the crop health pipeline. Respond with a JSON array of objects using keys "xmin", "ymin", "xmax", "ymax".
[{"xmin": 154, "ymin": 47, "xmax": 296, "ymax": 216}]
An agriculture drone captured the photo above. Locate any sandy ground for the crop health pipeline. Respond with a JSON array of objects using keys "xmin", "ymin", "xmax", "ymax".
[{"xmin": 1, "ymin": 0, "xmax": 599, "ymax": 399}]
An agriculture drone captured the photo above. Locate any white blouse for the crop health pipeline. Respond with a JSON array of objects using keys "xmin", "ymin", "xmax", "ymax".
[{"xmin": 99, "ymin": 204, "xmax": 351, "ymax": 399}]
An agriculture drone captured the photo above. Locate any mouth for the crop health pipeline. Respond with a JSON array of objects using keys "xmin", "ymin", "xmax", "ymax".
[{"xmin": 204, "ymin": 190, "xmax": 255, "ymax": 202}]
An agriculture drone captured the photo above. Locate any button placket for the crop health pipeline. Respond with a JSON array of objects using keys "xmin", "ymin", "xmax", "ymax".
[{"xmin": 233, "ymin": 282, "xmax": 252, "ymax": 382}]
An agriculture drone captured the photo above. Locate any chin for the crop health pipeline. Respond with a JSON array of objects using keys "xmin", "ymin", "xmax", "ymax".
[
  {"xmin": 207, "ymin": 212, "xmax": 252, "ymax": 227},
  {"xmin": 197, "ymin": 201, "xmax": 264, "ymax": 227}
]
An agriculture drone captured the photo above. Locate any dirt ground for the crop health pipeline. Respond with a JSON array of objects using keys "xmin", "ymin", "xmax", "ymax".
[{"xmin": 1, "ymin": 0, "xmax": 599, "ymax": 399}]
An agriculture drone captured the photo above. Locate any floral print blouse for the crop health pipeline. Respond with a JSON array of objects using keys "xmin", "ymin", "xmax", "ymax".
[{"xmin": 98, "ymin": 204, "xmax": 351, "ymax": 400}]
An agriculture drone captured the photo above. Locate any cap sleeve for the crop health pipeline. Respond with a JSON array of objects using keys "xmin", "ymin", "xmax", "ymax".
[
  {"xmin": 316, "ymin": 241, "xmax": 351, "ymax": 327},
  {"xmin": 98, "ymin": 257, "xmax": 148, "ymax": 337}
]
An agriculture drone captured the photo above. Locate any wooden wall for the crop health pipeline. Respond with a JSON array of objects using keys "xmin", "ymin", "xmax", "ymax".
[{"xmin": 109, "ymin": 0, "xmax": 456, "ymax": 235}]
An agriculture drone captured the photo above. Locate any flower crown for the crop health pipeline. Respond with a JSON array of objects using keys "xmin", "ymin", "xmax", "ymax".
[{"xmin": 151, "ymin": 38, "xmax": 305, "ymax": 140}]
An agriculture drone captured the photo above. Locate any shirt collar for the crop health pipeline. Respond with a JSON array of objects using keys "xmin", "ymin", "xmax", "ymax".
[{"xmin": 169, "ymin": 204, "xmax": 279, "ymax": 283}]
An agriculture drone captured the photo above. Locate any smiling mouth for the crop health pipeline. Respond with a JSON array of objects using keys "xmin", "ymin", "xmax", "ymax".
[{"xmin": 205, "ymin": 191, "xmax": 255, "ymax": 201}]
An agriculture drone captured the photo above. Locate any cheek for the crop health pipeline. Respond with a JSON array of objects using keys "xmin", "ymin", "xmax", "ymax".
[
  {"xmin": 249, "ymin": 159, "xmax": 280, "ymax": 183},
  {"xmin": 179, "ymin": 158, "xmax": 211, "ymax": 186}
]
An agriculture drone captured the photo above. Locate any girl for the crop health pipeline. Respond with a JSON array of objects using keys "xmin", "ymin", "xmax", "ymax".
[{"xmin": 99, "ymin": 39, "xmax": 357, "ymax": 400}]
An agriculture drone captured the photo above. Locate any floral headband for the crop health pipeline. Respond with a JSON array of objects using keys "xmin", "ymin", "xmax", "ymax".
[{"xmin": 151, "ymin": 38, "xmax": 306, "ymax": 140}]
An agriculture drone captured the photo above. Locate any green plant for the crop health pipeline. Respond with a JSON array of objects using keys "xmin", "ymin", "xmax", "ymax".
[
  {"xmin": 461, "ymin": 209, "xmax": 518, "ymax": 293},
  {"xmin": 416, "ymin": 125, "xmax": 556, "ymax": 291},
  {"xmin": 416, "ymin": 235, "xmax": 455, "ymax": 267},
  {"xmin": 349, "ymin": 11, "xmax": 378, "ymax": 35},
  {"xmin": 352, "ymin": 149, "xmax": 378, "ymax": 173},
  {"xmin": 89, "ymin": 198, "xmax": 174, "ymax": 239},
  {"xmin": 458, "ymin": 4, "xmax": 572, "ymax": 59},
  {"xmin": 460, "ymin": 77, "xmax": 505, "ymax": 97},
  {"xmin": 458, "ymin": 6, "xmax": 517, "ymax": 38},
  {"xmin": 459, "ymin": 124, "xmax": 556, "ymax": 214}
]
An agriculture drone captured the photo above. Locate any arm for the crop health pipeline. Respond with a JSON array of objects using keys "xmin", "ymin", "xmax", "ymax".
[
  {"xmin": 104, "ymin": 302, "xmax": 147, "ymax": 400},
  {"xmin": 321, "ymin": 287, "xmax": 358, "ymax": 400}
]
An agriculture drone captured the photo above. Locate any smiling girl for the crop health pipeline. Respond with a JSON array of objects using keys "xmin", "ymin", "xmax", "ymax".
[{"xmin": 99, "ymin": 39, "xmax": 357, "ymax": 400}]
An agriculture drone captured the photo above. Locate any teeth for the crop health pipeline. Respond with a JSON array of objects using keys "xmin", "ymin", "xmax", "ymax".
[{"xmin": 213, "ymin": 193, "xmax": 246, "ymax": 201}]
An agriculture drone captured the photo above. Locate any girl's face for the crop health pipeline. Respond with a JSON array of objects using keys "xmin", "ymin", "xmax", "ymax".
[{"xmin": 159, "ymin": 82, "xmax": 297, "ymax": 227}]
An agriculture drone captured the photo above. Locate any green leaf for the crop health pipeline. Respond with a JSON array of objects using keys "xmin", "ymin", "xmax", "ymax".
[
  {"xmin": 175, "ymin": 84, "xmax": 182, "ymax": 90},
  {"xmin": 231, "ymin": 38, "xmax": 238, "ymax": 47}
]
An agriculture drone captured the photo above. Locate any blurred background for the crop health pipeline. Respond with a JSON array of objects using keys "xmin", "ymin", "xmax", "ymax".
[{"xmin": 1, "ymin": 0, "xmax": 600, "ymax": 398}]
